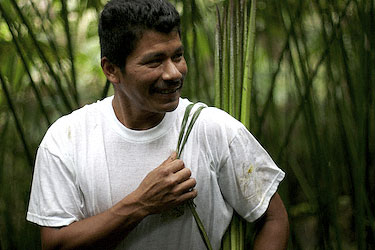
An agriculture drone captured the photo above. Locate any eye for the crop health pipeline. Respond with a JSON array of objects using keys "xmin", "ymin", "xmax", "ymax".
[
  {"xmin": 172, "ymin": 53, "xmax": 183, "ymax": 62},
  {"xmin": 146, "ymin": 59, "xmax": 162, "ymax": 67}
]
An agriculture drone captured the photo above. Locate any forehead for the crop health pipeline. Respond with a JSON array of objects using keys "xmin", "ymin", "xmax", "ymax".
[{"xmin": 129, "ymin": 30, "xmax": 182, "ymax": 58}]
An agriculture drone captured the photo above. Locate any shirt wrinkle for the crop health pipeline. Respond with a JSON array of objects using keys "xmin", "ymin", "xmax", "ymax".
[{"xmin": 27, "ymin": 96, "xmax": 285, "ymax": 250}]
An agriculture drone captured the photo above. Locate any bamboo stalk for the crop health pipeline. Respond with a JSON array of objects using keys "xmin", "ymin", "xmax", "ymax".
[
  {"xmin": 240, "ymin": 0, "xmax": 256, "ymax": 130},
  {"xmin": 0, "ymin": 2, "xmax": 66, "ymax": 116},
  {"xmin": 180, "ymin": 0, "xmax": 192, "ymax": 99},
  {"xmin": 222, "ymin": 5, "xmax": 229, "ymax": 112},
  {"xmin": 221, "ymin": 227, "xmax": 230, "ymax": 249},
  {"xmin": 60, "ymin": 0, "xmax": 80, "ymax": 106},
  {"xmin": 228, "ymin": 0, "xmax": 235, "ymax": 117},
  {"xmin": 256, "ymin": 40, "xmax": 290, "ymax": 138},
  {"xmin": 230, "ymin": 214, "xmax": 239, "ymax": 249},
  {"xmin": 0, "ymin": 3, "xmax": 51, "ymax": 126},
  {"xmin": 214, "ymin": 5, "xmax": 222, "ymax": 108},
  {"xmin": 238, "ymin": 216, "xmax": 244, "ymax": 250},
  {"xmin": 216, "ymin": 1, "xmax": 257, "ymax": 249},
  {"xmin": 0, "ymin": 71, "xmax": 33, "ymax": 168},
  {"xmin": 276, "ymin": 0, "xmax": 351, "ymax": 162},
  {"xmin": 29, "ymin": 0, "xmax": 73, "ymax": 97},
  {"xmin": 314, "ymin": 2, "xmax": 350, "ymax": 246},
  {"xmin": 190, "ymin": 0, "xmax": 201, "ymax": 101},
  {"xmin": 234, "ymin": 0, "xmax": 244, "ymax": 120},
  {"xmin": 215, "ymin": 3, "xmax": 230, "ymax": 246},
  {"xmin": 242, "ymin": 0, "xmax": 248, "ymax": 54},
  {"xmin": 9, "ymin": 0, "xmax": 73, "ymax": 112},
  {"xmin": 288, "ymin": 34, "xmax": 335, "ymax": 247}
]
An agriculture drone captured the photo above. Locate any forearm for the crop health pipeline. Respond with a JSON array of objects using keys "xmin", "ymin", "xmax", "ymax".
[
  {"xmin": 41, "ymin": 192, "xmax": 149, "ymax": 250},
  {"xmin": 253, "ymin": 193, "xmax": 289, "ymax": 250},
  {"xmin": 41, "ymin": 153, "xmax": 196, "ymax": 250}
]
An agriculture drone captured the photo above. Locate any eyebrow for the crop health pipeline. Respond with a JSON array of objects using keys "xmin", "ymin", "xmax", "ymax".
[{"xmin": 141, "ymin": 45, "xmax": 184, "ymax": 63}]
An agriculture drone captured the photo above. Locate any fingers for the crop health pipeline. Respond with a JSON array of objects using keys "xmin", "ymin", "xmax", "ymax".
[
  {"xmin": 178, "ymin": 188, "xmax": 198, "ymax": 201},
  {"xmin": 159, "ymin": 152, "xmax": 185, "ymax": 174},
  {"xmin": 144, "ymin": 152, "xmax": 198, "ymax": 209},
  {"xmin": 167, "ymin": 159, "xmax": 185, "ymax": 174},
  {"xmin": 161, "ymin": 151, "xmax": 177, "ymax": 165},
  {"xmin": 166, "ymin": 161, "xmax": 195, "ymax": 190},
  {"xmin": 173, "ymin": 177, "xmax": 197, "ymax": 195},
  {"xmin": 174, "ymin": 167, "xmax": 192, "ymax": 183},
  {"xmin": 161, "ymin": 156, "xmax": 197, "ymax": 200}
]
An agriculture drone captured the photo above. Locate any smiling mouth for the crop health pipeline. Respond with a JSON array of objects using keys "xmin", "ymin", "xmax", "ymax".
[{"xmin": 155, "ymin": 85, "xmax": 182, "ymax": 94}]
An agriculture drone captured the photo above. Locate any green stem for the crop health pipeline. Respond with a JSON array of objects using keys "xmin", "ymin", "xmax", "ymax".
[
  {"xmin": 188, "ymin": 201, "xmax": 213, "ymax": 250},
  {"xmin": 29, "ymin": 0, "xmax": 73, "ymax": 97},
  {"xmin": 9, "ymin": 0, "xmax": 73, "ymax": 112},
  {"xmin": 222, "ymin": 5, "xmax": 229, "ymax": 112},
  {"xmin": 0, "ymin": 71, "xmax": 34, "ymax": 168},
  {"xmin": 176, "ymin": 103, "xmax": 195, "ymax": 154},
  {"xmin": 240, "ymin": 0, "xmax": 256, "ymax": 129},
  {"xmin": 229, "ymin": 0, "xmax": 236, "ymax": 117},
  {"xmin": 0, "ymin": 3, "xmax": 51, "ymax": 126},
  {"xmin": 214, "ymin": 5, "xmax": 222, "ymax": 108},
  {"xmin": 176, "ymin": 104, "xmax": 212, "ymax": 250},
  {"xmin": 60, "ymin": 0, "xmax": 79, "ymax": 106}
]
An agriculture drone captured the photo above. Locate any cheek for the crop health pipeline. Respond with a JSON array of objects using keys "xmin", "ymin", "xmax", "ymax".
[
  {"xmin": 131, "ymin": 68, "xmax": 161, "ymax": 84},
  {"xmin": 178, "ymin": 60, "xmax": 188, "ymax": 75}
]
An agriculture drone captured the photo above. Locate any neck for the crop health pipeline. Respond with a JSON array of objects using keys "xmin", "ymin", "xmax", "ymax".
[{"xmin": 112, "ymin": 95, "xmax": 165, "ymax": 130}]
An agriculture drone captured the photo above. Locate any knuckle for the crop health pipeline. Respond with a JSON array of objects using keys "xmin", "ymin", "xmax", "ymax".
[
  {"xmin": 159, "ymin": 168, "xmax": 170, "ymax": 177},
  {"xmin": 167, "ymin": 177, "xmax": 178, "ymax": 187},
  {"xmin": 176, "ymin": 159, "xmax": 184, "ymax": 167}
]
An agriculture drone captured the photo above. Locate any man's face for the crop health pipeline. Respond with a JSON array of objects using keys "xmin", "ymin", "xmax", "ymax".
[{"xmin": 116, "ymin": 29, "xmax": 187, "ymax": 116}]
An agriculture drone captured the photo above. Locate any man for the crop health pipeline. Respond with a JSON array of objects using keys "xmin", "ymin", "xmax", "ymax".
[{"xmin": 27, "ymin": 0, "xmax": 289, "ymax": 249}]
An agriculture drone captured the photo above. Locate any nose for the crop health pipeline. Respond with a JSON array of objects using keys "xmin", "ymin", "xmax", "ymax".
[{"xmin": 162, "ymin": 59, "xmax": 182, "ymax": 81}]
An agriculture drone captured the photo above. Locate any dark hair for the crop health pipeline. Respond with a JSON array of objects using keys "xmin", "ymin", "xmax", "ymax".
[{"xmin": 98, "ymin": 0, "xmax": 180, "ymax": 69}]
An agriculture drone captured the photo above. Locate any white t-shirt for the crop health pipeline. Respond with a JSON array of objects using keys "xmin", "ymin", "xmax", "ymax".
[{"xmin": 27, "ymin": 96, "xmax": 285, "ymax": 250}]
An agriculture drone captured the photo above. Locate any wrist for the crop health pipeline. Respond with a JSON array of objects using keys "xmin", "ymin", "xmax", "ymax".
[{"xmin": 110, "ymin": 192, "xmax": 149, "ymax": 223}]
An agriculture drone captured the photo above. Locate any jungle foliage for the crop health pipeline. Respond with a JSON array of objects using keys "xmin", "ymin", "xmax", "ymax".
[{"xmin": 0, "ymin": 0, "xmax": 374, "ymax": 249}]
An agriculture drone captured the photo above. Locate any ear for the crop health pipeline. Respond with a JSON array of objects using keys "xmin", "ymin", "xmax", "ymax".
[{"xmin": 101, "ymin": 57, "xmax": 121, "ymax": 84}]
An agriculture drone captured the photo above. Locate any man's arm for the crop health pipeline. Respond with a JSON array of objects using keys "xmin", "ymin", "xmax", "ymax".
[
  {"xmin": 253, "ymin": 192, "xmax": 289, "ymax": 250},
  {"xmin": 40, "ymin": 152, "xmax": 197, "ymax": 250},
  {"xmin": 41, "ymin": 194, "xmax": 147, "ymax": 250}
]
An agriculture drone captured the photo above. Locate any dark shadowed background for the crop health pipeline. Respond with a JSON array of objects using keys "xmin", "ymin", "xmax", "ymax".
[{"xmin": 0, "ymin": 0, "xmax": 374, "ymax": 249}]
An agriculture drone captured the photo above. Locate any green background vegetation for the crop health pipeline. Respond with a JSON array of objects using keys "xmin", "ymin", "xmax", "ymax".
[{"xmin": 0, "ymin": 0, "xmax": 374, "ymax": 249}]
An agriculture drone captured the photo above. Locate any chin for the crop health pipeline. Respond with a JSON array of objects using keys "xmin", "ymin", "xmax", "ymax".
[
  {"xmin": 163, "ymin": 98, "xmax": 180, "ymax": 112},
  {"xmin": 151, "ymin": 91, "xmax": 181, "ymax": 113}
]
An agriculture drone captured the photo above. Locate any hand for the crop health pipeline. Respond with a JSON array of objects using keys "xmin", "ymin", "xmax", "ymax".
[
  {"xmin": 131, "ymin": 152, "xmax": 197, "ymax": 215},
  {"xmin": 40, "ymin": 153, "xmax": 194, "ymax": 250}
]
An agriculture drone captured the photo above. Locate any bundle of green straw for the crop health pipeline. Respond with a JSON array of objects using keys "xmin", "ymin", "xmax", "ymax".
[
  {"xmin": 176, "ymin": 0, "xmax": 257, "ymax": 247},
  {"xmin": 214, "ymin": 0, "xmax": 257, "ymax": 249},
  {"xmin": 215, "ymin": 0, "xmax": 256, "ymax": 130}
]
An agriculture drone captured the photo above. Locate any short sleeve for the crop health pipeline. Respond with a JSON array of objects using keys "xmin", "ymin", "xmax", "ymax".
[
  {"xmin": 218, "ymin": 126, "xmax": 285, "ymax": 222},
  {"xmin": 27, "ymin": 138, "xmax": 85, "ymax": 227}
]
